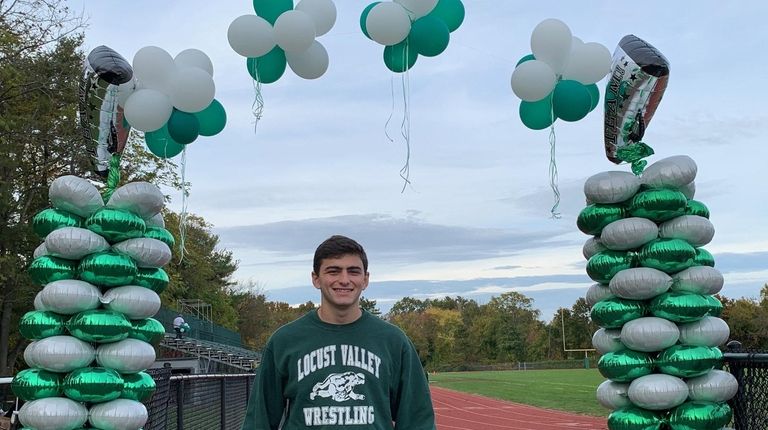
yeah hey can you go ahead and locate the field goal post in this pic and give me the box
[561,311,595,368]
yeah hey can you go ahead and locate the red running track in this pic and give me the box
[431,387,608,430]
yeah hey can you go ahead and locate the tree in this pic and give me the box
[360,296,381,316]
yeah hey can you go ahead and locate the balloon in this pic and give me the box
[600,218,659,251]
[67,309,132,343]
[123,88,173,132]
[592,328,624,354]
[145,124,186,158]
[394,0,438,19]
[603,35,669,166]
[287,40,329,79]
[583,171,640,205]
[609,268,671,301]
[132,267,170,294]
[428,0,464,32]
[195,99,227,136]
[659,215,715,247]
[145,226,176,248]
[89,398,149,430]
[686,200,710,218]
[639,238,696,274]
[620,317,679,352]
[296,0,337,36]
[650,291,711,323]
[383,39,418,73]
[679,317,730,347]
[586,251,634,284]
[85,208,145,244]
[63,367,124,403]
[145,212,165,228]
[607,406,664,430]
[516,53,535,67]
[132,46,175,92]
[121,371,157,401]
[672,266,723,295]
[228,14,276,58]
[11,369,63,400]
[679,180,695,199]
[510,60,556,102]
[169,66,215,113]
[97,338,157,373]
[582,237,607,260]
[39,280,102,315]
[530,18,572,74]
[78,251,138,287]
[274,10,316,54]
[694,248,715,267]
[657,345,723,378]
[28,256,77,285]
[112,237,171,268]
[586,83,600,111]
[27,336,96,373]
[668,401,732,430]
[585,283,614,308]
[33,290,46,310]
[366,2,411,46]
[519,97,554,130]
[44,227,109,260]
[409,16,450,57]
[628,374,688,410]
[19,311,67,340]
[253,0,293,24]
[174,48,214,76]
[129,318,166,344]
[590,297,646,329]
[49,175,104,218]
[360,2,381,39]
[642,155,697,189]
[629,189,687,223]
[553,80,592,121]
[32,208,82,238]
[596,380,631,410]
[686,370,738,403]
[101,285,162,320]
[18,397,89,430]
[705,294,723,317]
[598,350,654,382]
[247,47,287,84]
[577,204,625,236]
[167,109,200,144]
[106,181,165,219]
[562,42,612,84]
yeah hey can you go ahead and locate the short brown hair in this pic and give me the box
[313,235,368,274]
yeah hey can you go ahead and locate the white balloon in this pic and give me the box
[641,155,698,189]
[101,285,162,320]
[296,0,337,36]
[132,46,176,93]
[687,369,738,402]
[40,280,102,315]
[33,242,49,259]
[510,60,557,102]
[680,181,696,199]
[117,78,138,108]
[394,0,438,19]
[585,283,614,308]
[49,175,104,218]
[659,215,715,247]
[45,227,109,260]
[287,40,329,79]
[145,212,165,228]
[107,181,164,219]
[97,338,156,373]
[112,237,171,268]
[274,10,316,54]
[583,237,607,260]
[596,380,631,410]
[530,18,572,73]
[366,2,411,46]
[18,397,89,430]
[175,48,214,76]
[621,317,680,352]
[228,14,276,58]
[600,218,659,251]
[583,171,641,204]
[562,41,612,84]
[672,266,724,295]
[592,328,624,354]
[89,399,149,430]
[123,89,173,132]
[678,316,730,347]
[170,66,216,113]
[30,335,96,372]
[610,268,672,300]
[628,374,688,410]
[33,291,46,310]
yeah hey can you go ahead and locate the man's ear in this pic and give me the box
[311,272,320,289]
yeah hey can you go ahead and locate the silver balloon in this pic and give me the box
[39,280,102,315]
[18,397,89,430]
[24,341,39,367]
[680,181,696,199]
[586,283,615,307]
[600,217,659,251]
[28,335,96,372]
[33,291,47,311]
[112,237,171,268]
[628,373,689,410]
[687,369,738,402]
[45,226,110,260]
[583,237,607,260]
[96,338,156,373]
[659,215,715,247]
[672,266,724,295]
[678,316,730,347]
[49,175,104,218]
[145,212,165,228]
[592,328,625,354]
[101,285,161,319]
[641,155,697,189]
[89,398,149,430]
[33,242,49,259]
[583,171,641,204]
[596,379,631,410]
[106,182,164,220]
[621,317,680,352]
[609,267,672,300]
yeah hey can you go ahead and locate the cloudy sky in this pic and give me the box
[72,1,768,320]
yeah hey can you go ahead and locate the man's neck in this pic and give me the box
[317,306,362,325]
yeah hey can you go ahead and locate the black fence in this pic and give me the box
[723,345,768,430]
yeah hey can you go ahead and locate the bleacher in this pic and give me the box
[160,335,261,372]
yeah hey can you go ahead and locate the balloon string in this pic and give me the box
[548,96,561,219]
[252,75,264,133]
[399,44,412,193]
[384,74,395,143]
[178,147,189,263]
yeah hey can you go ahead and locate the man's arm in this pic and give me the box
[392,339,436,430]
[241,346,286,430]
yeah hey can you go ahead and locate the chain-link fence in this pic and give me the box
[723,345,768,430]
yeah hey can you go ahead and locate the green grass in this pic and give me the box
[429,369,607,417]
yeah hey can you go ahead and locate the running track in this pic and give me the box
[431,387,608,430]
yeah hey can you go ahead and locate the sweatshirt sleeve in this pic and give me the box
[392,338,436,430]
[241,345,286,430]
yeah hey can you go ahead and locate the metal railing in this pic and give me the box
[723,343,768,430]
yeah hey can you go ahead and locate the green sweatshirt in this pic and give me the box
[241,310,435,430]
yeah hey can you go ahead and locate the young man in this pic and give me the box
[242,235,435,429]
[173,314,185,339]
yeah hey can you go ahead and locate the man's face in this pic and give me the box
[312,254,369,311]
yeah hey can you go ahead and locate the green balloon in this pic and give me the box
[133,267,170,294]
[598,350,654,382]
[121,371,157,401]
[608,406,665,430]
[63,367,124,403]
[515,53,536,67]
[650,291,711,323]
[705,294,723,317]
[67,309,132,343]
[639,238,696,274]
[586,250,635,284]
[693,247,715,267]
[28,255,77,285]
[12,368,63,400]
[409,16,450,57]
[78,251,138,287]
[145,226,176,248]
[145,124,185,159]
[591,297,647,329]
[167,109,200,145]
[669,401,732,430]
[657,345,723,378]
[383,40,418,73]
[586,84,600,112]
[629,189,688,222]
[360,2,381,39]
[32,208,82,238]
[19,310,67,340]
[129,318,166,344]
[552,80,592,122]
[252,0,292,24]
[85,207,146,243]
[519,97,554,130]
[685,200,710,218]
[577,203,625,235]
[428,0,465,32]
[247,47,287,84]
[195,99,227,136]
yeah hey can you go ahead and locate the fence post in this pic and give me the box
[220,378,227,429]
[176,379,185,430]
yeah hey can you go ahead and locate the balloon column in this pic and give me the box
[579,155,736,430]
[360,0,465,73]
[14,175,173,430]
